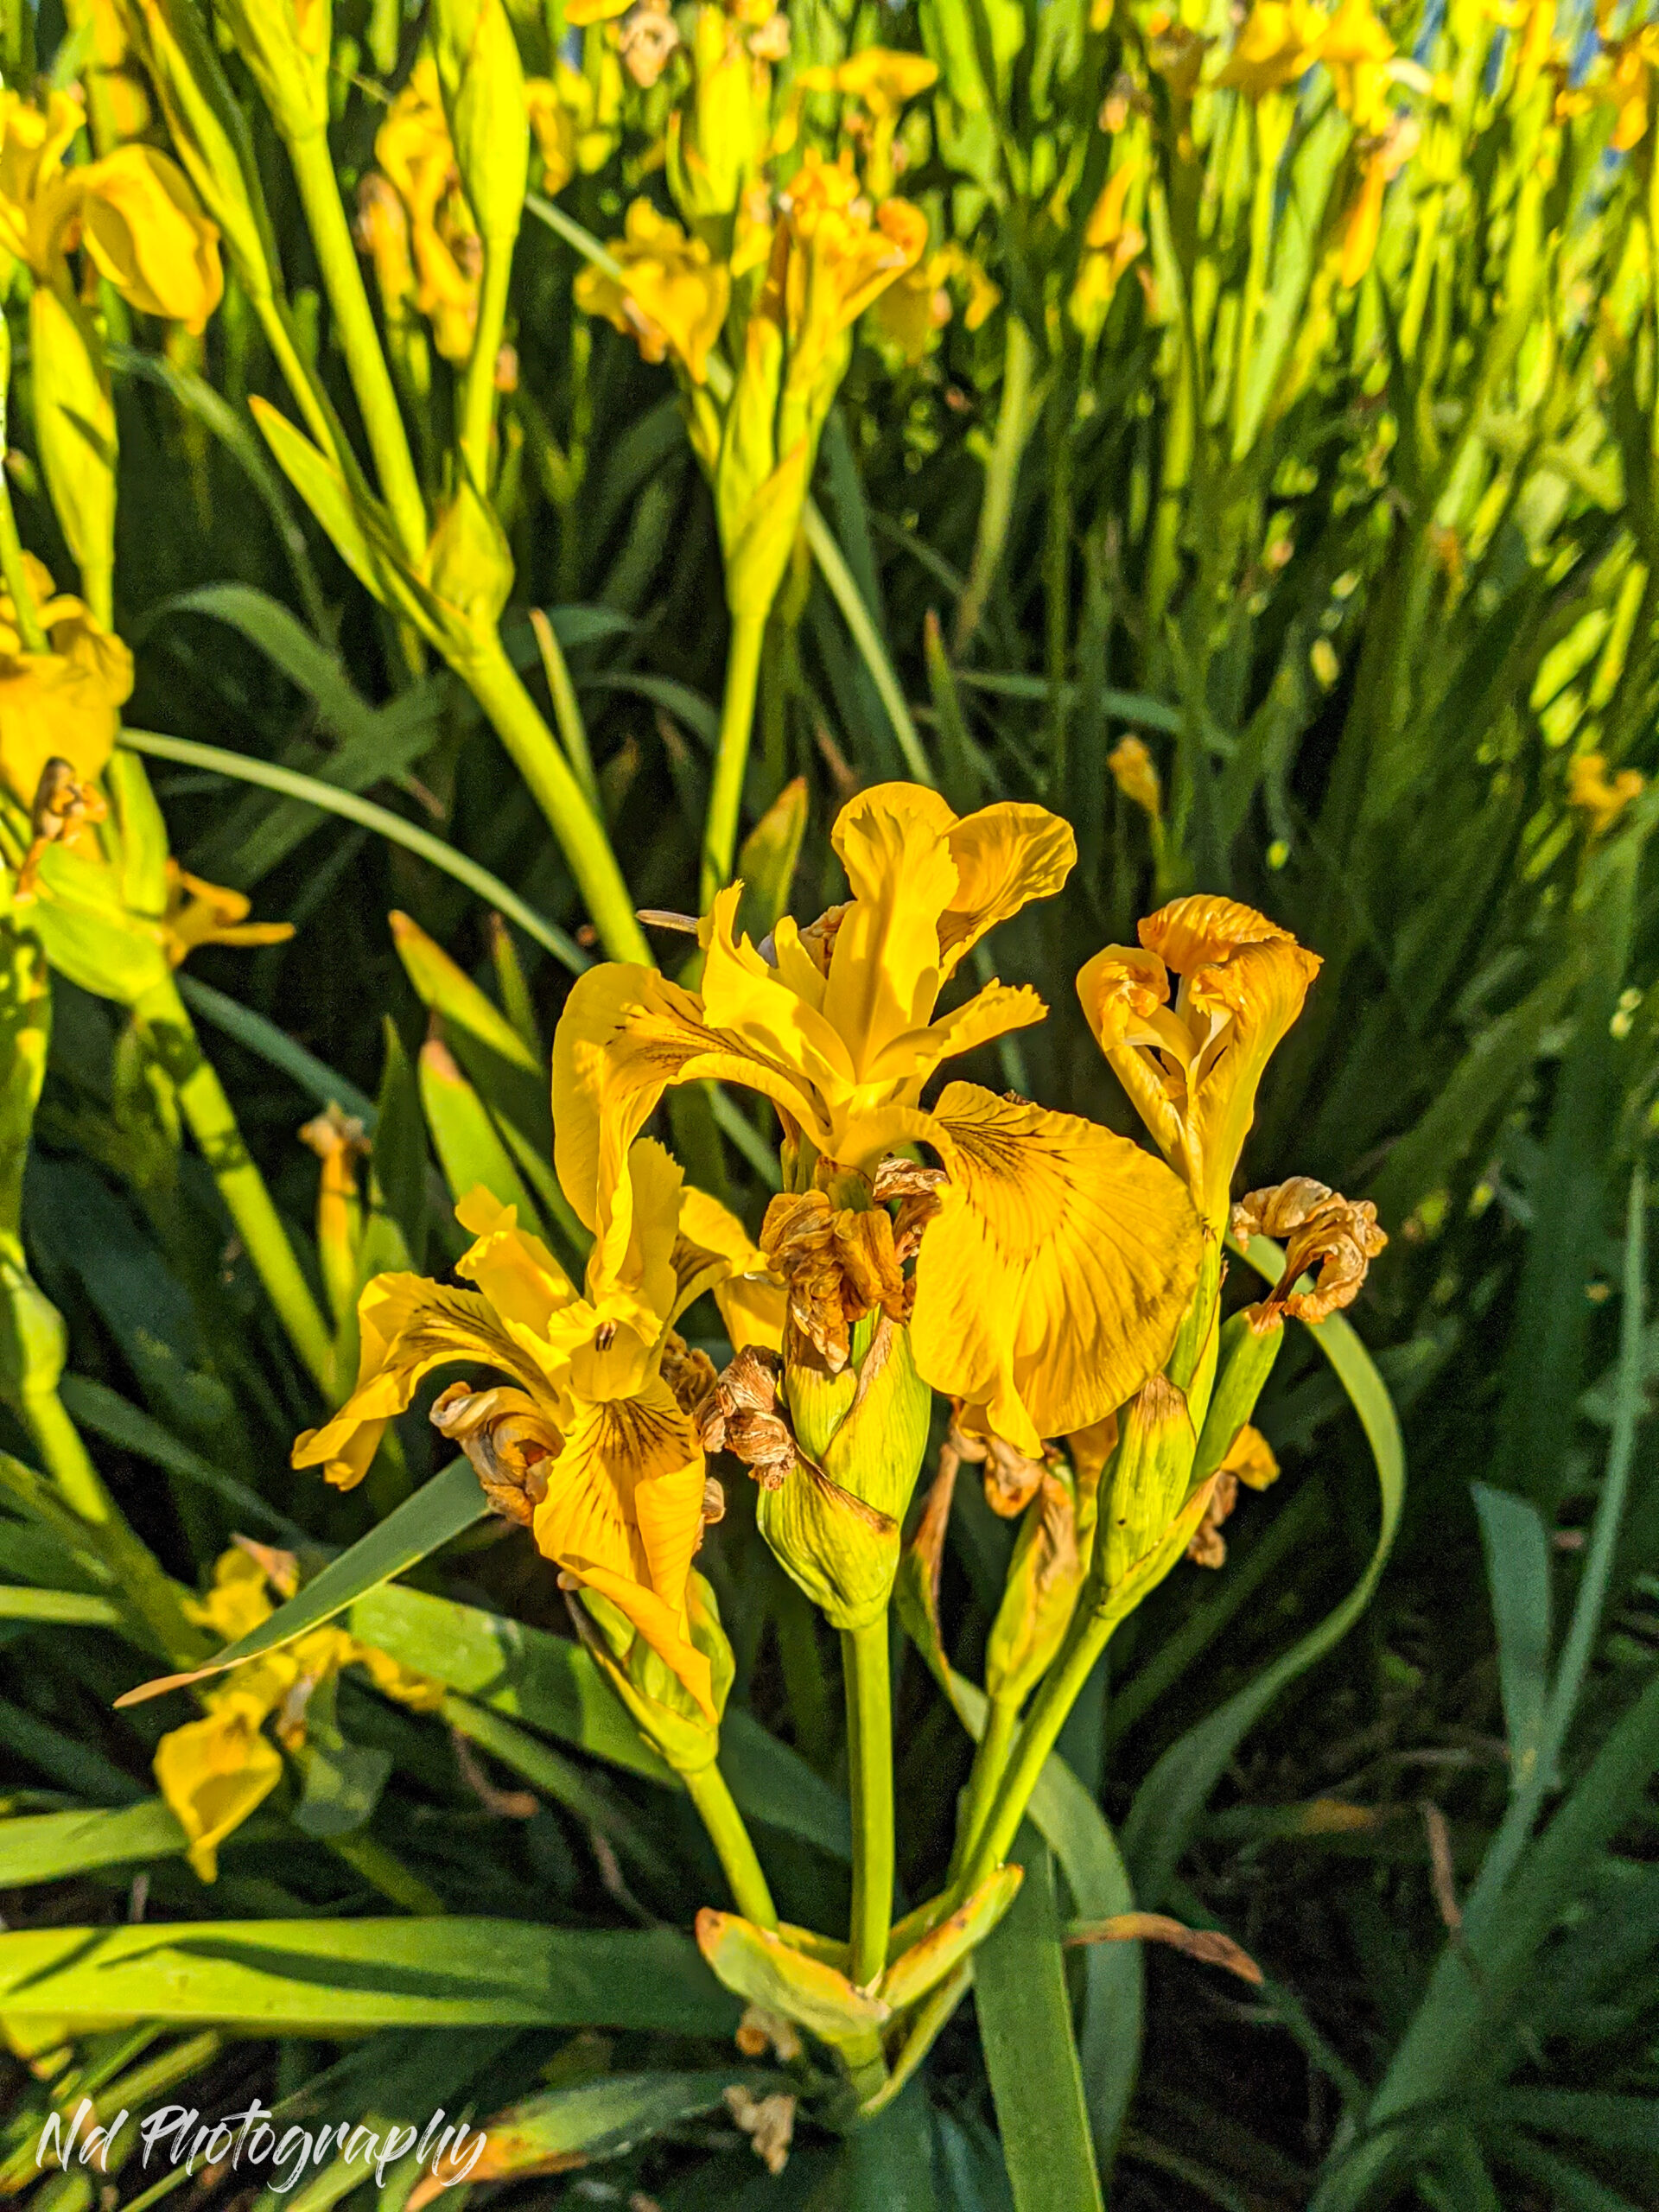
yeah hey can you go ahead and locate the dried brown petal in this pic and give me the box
[725,2087,796,2176]
[1233,1178,1388,1325]
[430,1380,559,1525]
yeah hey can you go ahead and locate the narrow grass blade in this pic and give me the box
[115,1459,487,1707]
[0,1920,739,2037]
[1471,1482,1554,1793]
[0,1799,188,1885]
[120,733,588,974]
[1122,1234,1405,1904]
[974,1827,1106,2212]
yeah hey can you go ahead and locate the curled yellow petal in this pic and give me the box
[77,145,224,333]
[153,1696,283,1882]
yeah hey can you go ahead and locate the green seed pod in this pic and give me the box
[1090,1371,1208,1619]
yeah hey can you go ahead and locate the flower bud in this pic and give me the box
[984,1467,1084,1710]
[428,0,529,252]
[761,1309,932,1631]
[575,1571,734,1773]
[79,146,224,332]
[1090,1370,1206,1617]
[423,474,514,638]
[216,0,332,143]
[1192,1306,1284,1487]
[667,3,772,242]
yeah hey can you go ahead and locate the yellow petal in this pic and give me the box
[153,1698,283,1884]
[938,801,1077,976]
[552,960,827,1234]
[78,146,223,333]
[291,1273,547,1487]
[677,1185,786,1351]
[454,1185,580,1337]
[909,1084,1204,1457]
[823,784,958,1071]
[1185,934,1322,1226]
[533,1381,714,1717]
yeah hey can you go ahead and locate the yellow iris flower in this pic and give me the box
[1077,895,1322,1234]
[1320,0,1396,131]
[1213,0,1327,95]
[293,1139,750,1719]
[373,57,484,365]
[154,1548,440,1880]
[0,86,222,330]
[555,784,1204,1455]
[0,554,133,810]
[574,198,732,385]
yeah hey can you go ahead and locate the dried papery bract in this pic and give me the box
[1233,1177,1389,1325]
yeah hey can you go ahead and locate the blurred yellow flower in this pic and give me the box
[0,88,221,327]
[374,56,482,364]
[789,47,940,195]
[1077,895,1322,1231]
[1107,734,1162,822]
[1320,0,1395,130]
[293,1141,749,1719]
[1568,751,1645,835]
[1213,0,1326,96]
[77,145,224,333]
[776,149,929,388]
[160,862,296,968]
[555,784,1203,1454]
[524,73,579,197]
[1336,117,1418,288]
[156,1547,442,1879]
[575,197,731,384]
[1071,159,1147,336]
[0,555,133,810]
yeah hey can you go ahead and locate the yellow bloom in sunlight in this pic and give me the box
[154,1694,283,1882]
[0,555,133,810]
[1071,159,1147,337]
[374,56,483,365]
[293,1140,752,1718]
[524,75,579,199]
[801,48,940,118]
[1077,895,1323,1234]
[555,784,1204,1455]
[77,147,224,334]
[0,88,81,277]
[1568,751,1645,836]
[774,149,930,390]
[574,198,731,385]
[1320,0,1395,130]
[1336,117,1417,289]
[1213,0,1327,96]
[160,862,295,968]
[156,1547,442,1878]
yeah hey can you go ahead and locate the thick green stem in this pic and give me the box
[961,1605,1122,1897]
[460,239,513,495]
[133,973,334,1394]
[701,609,767,912]
[950,1692,1020,1886]
[251,293,347,467]
[843,1618,895,1987]
[285,127,427,562]
[683,1758,779,1929]
[460,638,651,964]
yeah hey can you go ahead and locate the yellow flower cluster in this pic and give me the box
[154,1548,442,1881]
[0,555,131,812]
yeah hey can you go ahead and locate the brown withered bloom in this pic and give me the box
[760,1157,944,1374]
[1232,1177,1388,1327]
[429,1380,559,1525]
[696,1344,796,1491]
[16,755,106,896]
[618,0,681,89]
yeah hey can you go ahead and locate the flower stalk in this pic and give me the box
[683,1758,779,1931]
[842,1616,895,1986]
[702,607,767,910]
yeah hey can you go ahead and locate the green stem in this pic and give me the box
[950,1692,1020,1886]
[251,293,347,467]
[0,327,46,653]
[1231,99,1287,458]
[700,607,766,912]
[961,1605,1122,1897]
[683,1758,779,1929]
[955,315,1039,653]
[800,504,934,785]
[843,1618,895,1987]
[460,238,513,495]
[133,972,334,1395]
[528,607,600,810]
[459,639,652,964]
[285,127,426,562]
